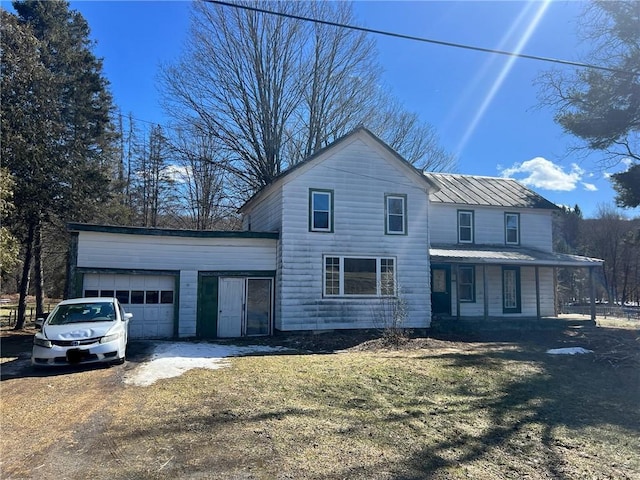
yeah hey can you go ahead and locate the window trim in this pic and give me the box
[457,210,474,244]
[505,212,520,245]
[309,189,334,233]
[323,255,396,297]
[385,194,407,235]
[458,265,475,303]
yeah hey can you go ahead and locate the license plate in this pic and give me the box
[66,348,90,364]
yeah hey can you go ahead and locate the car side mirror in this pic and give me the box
[123,313,133,321]
[35,318,44,329]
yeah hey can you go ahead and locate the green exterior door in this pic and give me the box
[431,265,451,315]
[197,275,218,338]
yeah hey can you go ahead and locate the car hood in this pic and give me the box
[43,322,118,340]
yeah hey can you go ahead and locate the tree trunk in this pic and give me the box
[33,221,45,317]
[15,222,35,330]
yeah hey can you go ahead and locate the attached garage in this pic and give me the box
[67,223,279,339]
[82,273,177,338]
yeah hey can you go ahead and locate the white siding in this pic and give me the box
[277,136,432,331]
[178,270,198,337]
[451,266,555,317]
[77,232,277,271]
[429,204,554,251]
[243,188,282,232]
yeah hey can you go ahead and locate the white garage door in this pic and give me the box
[83,273,175,339]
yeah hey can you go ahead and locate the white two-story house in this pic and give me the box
[67,128,602,338]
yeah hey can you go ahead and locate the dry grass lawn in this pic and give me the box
[1,323,638,479]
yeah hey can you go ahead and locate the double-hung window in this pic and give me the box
[458,210,474,243]
[505,213,520,245]
[309,189,333,232]
[324,256,396,296]
[385,194,407,235]
[458,265,475,302]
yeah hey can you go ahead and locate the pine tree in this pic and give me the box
[2,1,116,327]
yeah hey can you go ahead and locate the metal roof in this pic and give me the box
[430,244,603,267]
[424,173,559,209]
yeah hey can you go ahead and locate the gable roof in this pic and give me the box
[424,173,559,210]
[239,127,440,213]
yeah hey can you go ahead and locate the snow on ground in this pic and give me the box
[124,342,288,387]
[546,347,593,355]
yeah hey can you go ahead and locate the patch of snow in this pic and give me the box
[124,342,287,387]
[546,347,593,355]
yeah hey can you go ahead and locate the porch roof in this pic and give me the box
[429,244,603,268]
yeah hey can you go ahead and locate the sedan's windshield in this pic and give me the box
[47,302,116,325]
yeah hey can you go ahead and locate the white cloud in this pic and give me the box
[163,164,191,183]
[499,157,585,191]
[582,182,598,192]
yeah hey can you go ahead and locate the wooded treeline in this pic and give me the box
[554,205,640,306]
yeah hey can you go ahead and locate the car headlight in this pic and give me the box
[34,334,52,348]
[100,332,122,343]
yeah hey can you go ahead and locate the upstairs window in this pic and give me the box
[309,189,333,232]
[385,194,407,235]
[505,213,520,245]
[458,210,474,243]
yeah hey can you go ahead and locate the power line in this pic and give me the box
[205,0,634,77]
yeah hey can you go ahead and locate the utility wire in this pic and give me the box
[206,0,634,76]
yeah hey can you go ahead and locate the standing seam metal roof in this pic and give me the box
[425,173,559,209]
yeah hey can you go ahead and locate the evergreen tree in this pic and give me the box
[1,1,116,327]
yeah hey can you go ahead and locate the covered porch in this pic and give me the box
[429,245,604,331]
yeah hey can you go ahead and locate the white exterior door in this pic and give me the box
[218,277,245,338]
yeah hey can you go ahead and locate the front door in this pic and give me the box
[502,267,521,313]
[431,265,451,315]
[218,277,245,337]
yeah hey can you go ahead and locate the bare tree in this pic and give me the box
[170,128,233,230]
[289,1,379,162]
[581,204,640,303]
[366,94,455,171]
[161,0,455,197]
[162,1,306,191]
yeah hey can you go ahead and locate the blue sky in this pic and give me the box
[9,0,638,218]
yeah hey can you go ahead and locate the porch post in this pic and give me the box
[483,265,489,320]
[455,264,460,321]
[535,266,541,320]
[553,267,558,316]
[589,267,596,322]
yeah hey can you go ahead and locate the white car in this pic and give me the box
[32,297,132,367]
